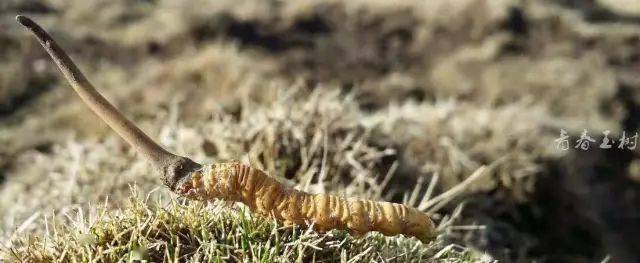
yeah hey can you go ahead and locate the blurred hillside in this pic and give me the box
[1,0,639,262]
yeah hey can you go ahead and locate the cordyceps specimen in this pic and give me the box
[16,15,436,242]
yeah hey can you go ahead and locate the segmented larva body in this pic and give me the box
[175,162,436,241]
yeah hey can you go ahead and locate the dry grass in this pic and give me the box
[3,189,488,262]
[1,0,639,261]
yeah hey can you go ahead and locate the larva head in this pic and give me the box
[175,163,240,201]
[161,156,203,191]
[16,15,202,192]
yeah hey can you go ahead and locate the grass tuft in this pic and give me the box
[3,190,483,262]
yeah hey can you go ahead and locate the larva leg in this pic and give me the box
[282,191,305,226]
[282,220,297,227]
[312,195,335,232]
[345,200,373,234]
[376,202,403,235]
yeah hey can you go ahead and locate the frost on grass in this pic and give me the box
[4,192,484,262]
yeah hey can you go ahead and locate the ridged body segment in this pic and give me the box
[175,162,436,241]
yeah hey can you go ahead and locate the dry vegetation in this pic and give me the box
[1,0,640,262]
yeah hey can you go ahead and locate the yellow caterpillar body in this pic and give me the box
[175,162,436,241]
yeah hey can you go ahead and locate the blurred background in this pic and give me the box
[1,0,639,262]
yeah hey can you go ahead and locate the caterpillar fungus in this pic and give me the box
[17,15,436,242]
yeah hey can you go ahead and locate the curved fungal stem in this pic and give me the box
[16,15,201,189]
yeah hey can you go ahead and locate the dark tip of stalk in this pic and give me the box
[16,15,32,27]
